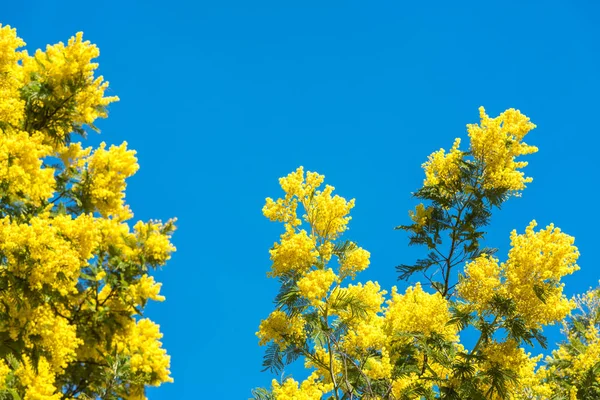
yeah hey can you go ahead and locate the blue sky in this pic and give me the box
[4,1,600,398]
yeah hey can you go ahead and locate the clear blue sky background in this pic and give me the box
[3,1,600,398]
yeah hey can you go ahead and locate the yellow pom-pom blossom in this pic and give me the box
[271,371,333,400]
[86,142,139,219]
[113,319,173,385]
[481,340,544,399]
[422,138,463,195]
[408,203,432,228]
[504,220,579,328]
[0,25,25,125]
[339,245,370,279]
[384,283,457,341]
[269,229,319,277]
[16,356,61,400]
[0,214,97,295]
[333,282,388,354]
[129,274,167,305]
[457,254,503,313]
[257,310,307,346]
[297,268,338,306]
[21,32,118,143]
[0,129,55,205]
[364,347,393,380]
[25,304,83,371]
[467,107,538,192]
[391,373,420,399]
[133,220,177,265]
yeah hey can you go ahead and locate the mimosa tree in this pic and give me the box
[253,107,600,399]
[0,25,174,399]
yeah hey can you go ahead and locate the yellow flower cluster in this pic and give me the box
[129,274,166,305]
[263,167,355,240]
[364,347,393,380]
[0,214,97,295]
[271,372,333,400]
[297,268,338,306]
[269,229,318,277]
[457,221,579,330]
[468,107,538,192]
[422,138,462,194]
[384,283,457,341]
[457,254,502,313]
[133,220,177,265]
[114,319,173,385]
[257,310,307,346]
[0,129,55,205]
[86,142,139,219]
[391,373,420,399]
[0,25,25,125]
[408,203,432,228]
[339,245,370,279]
[16,356,61,400]
[505,221,579,328]
[338,282,387,353]
[26,304,83,371]
[21,32,118,141]
[482,340,544,399]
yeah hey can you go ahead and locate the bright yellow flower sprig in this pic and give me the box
[20,31,118,144]
[458,221,580,329]
[539,285,600,397]
[0,25,175,399]
[468,107,538,193]
[422,106,538,197]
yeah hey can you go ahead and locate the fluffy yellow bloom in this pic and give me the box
[271,371,333,400]
[297,268,337,306]
[0,215,94,295]
[129,274,166,304]
[457,254,503,312]
[385,283,457,341]
[342,316,386,353]
[86,142,139,219]
[422,138,463,195]
[264,167,355,240]
[21,32,118,142]
[257,310,307,346]
[269,229,318,277]
[333,281,387,323]
[0,128,55,205]
[468,107,538,192]
[0,359,10,388]
[364,347,393,380]
[391,373,420,399]
[113,319,172,385]
[0,25,25,125]
[305,183,355,240]
[408,203,432,228]
[133,220,177,266]
[482,340,544,399]
[504,221,579,328]
[339,245,370,279]
[17,356,60,400]
[58,141,92,169]
[25,304,82,371]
